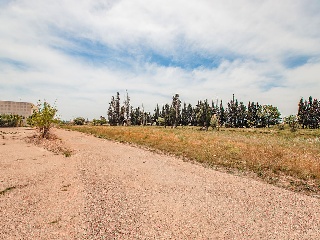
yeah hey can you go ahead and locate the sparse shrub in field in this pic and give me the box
[27,100,58,138]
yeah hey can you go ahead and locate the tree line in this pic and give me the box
[106,91,320,129]
[107,92,286,129]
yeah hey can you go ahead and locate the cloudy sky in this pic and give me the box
[1,0,319,120]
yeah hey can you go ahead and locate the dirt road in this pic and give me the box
[1,127,319,239]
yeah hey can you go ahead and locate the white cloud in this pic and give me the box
[0,0,320,119]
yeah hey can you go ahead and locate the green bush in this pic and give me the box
[0,114,23,127]
[92,116,107,126]
[73,117,85,125]
[27,101,58,138]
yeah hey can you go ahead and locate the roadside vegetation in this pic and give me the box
[25,100,72,157]
[65,124,320,195]
[27,100,58,138]
[63,93,320,194]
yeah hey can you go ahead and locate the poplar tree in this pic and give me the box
[153,104,160,125]
[171,94,181,127]
[123,90,131,125]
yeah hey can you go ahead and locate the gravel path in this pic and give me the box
[1,127,319,239]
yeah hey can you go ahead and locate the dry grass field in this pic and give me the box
[65,125,320,195]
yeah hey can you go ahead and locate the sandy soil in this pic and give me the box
[0,127,319,239]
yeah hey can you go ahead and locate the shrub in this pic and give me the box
[0,114,23,127]
[92,116,107,126]
[73,117,85,125]
[27,101,58,138]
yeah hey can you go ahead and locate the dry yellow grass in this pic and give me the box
[64,125,320,194]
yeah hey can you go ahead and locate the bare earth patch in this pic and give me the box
[0,127,319,239]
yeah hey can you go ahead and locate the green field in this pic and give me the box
[64,125,320,195]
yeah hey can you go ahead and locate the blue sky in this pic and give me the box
[1,0,320,120]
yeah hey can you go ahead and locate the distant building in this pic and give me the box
[0,101,36,121]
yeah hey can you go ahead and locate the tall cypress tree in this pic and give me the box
[186,103,194,126]
[219,100,226,126]
[181,102,188,126]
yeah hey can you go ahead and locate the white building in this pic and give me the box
[0,101,36,119]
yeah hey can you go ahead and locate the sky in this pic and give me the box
[1,0,320,120]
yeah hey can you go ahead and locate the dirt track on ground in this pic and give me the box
[1,127,320,239]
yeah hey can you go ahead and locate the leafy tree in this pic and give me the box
[73,117,85,125]
[99,116,107,125]
[93,116,107,126]
[27,101,58,138]
[261,105,281,127]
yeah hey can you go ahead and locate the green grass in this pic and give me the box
[64,125,320,194]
